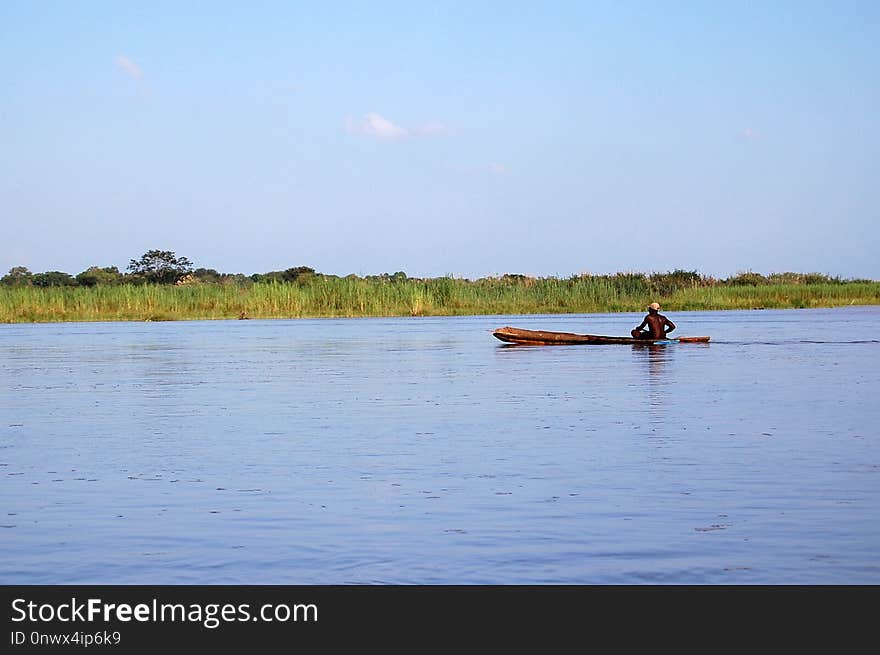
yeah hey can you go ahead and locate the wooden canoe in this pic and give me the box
[493,326,710,345]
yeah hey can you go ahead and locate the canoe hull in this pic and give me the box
[493,326,710,345]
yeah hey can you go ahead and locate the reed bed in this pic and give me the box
[1,278,878,323]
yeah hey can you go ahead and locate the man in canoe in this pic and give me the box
[631,302,676,340]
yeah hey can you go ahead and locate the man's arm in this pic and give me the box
[635,317,648,331]
[664,317,676,333]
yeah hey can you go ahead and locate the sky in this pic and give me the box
[1,1,878,280]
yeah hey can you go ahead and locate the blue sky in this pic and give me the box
[2,1,878,279]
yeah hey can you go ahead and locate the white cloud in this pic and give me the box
[488,162,506,174]
[345,113,452,140]
[741,127,756,139]
[346,112,408,139]
[116,55,143,80]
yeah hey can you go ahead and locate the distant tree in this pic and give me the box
[259,271,284,283]
[501,273,527,283]
[127,250,194,285]
[0,267,33,287]
[283,266,316,283]
[227,273,251,286]
[193,268,221,283]
[75,266,122,287]
[724,271,768,287]
[32,271,77,287]
[256,266,317,284]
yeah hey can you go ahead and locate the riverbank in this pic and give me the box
[2,277,878,323]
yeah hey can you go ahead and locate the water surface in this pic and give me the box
[1,307,878,583]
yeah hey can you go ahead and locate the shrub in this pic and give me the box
[725,271,768,286]
[32,271,77,287]
[75,266,122,287]
[1,267,33,287]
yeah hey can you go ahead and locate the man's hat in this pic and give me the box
[648,302,661,311]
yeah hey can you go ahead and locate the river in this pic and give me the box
[1,307,878,583]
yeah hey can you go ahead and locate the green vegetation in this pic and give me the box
[1,258,878,323]
[126,250,194,285]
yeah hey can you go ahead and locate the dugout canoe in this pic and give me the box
[492,326,710,345]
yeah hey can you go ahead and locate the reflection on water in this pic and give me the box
[633,342,669,378]
[632,344,671,424]
[1,308,879,584]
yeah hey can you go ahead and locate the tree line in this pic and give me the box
[0,249,870,290]
[0,250,410,288]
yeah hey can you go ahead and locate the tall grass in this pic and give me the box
[1,277,878,323]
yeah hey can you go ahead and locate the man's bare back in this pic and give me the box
[632,303,675,340]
